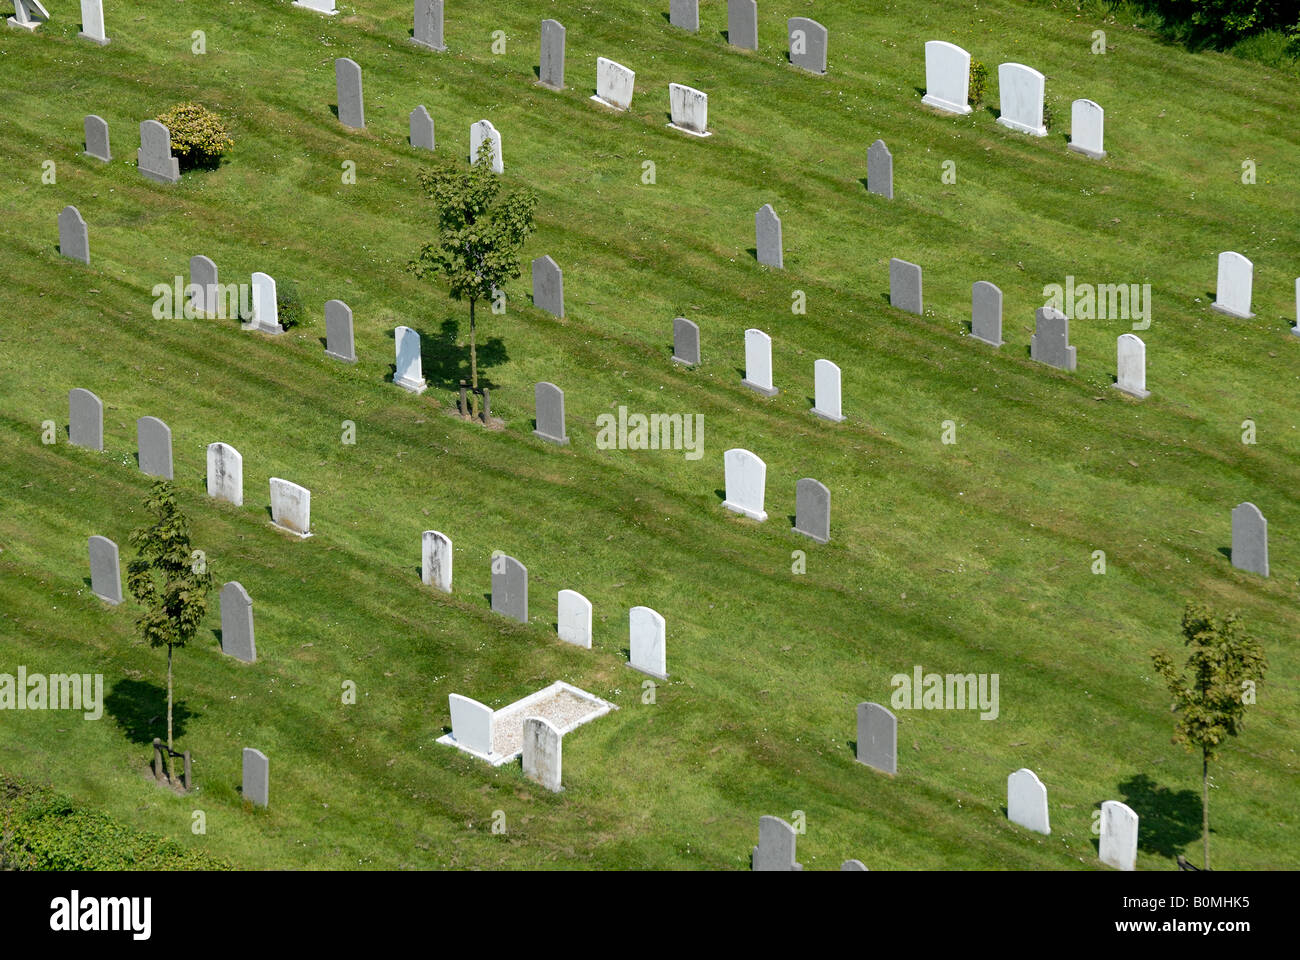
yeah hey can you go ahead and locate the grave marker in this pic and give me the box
[58,206,89,265]
[1007,768,1050,835]
[890,258,923,315]
[1030,306,1076,371]
[867,139,893,200]
[189,255,218,317]
[811,359,844,423]
[411,0,445,51]
[532,255,564,317]
[324,299,356,363]
[1099,800,1138,871]
[841,860,869,871]
[557,589,592,648]
[87,535,121,604]
[244,272,283,334]
[921,41,972,115]
[68,388,103,451]
[393,326,428,394]
[1114,333,1150,399]
[673,317,700,366]
[668,83,710,137]
[421,530,453,592]
[855,702,897,774]
[755,204,783,269]
[794,478,830,544]
[533,381,570,445]
[1211,252,1254,319]
[84,114,111,161]
[78,0,108,44]
[752,816,803,871]
[242,748,269,808]
[669,0,698,32]
[469,119,503,173]
[491,554,528,623]
[7,0,49,32]
[206,442,243,506]
[538,19,565,90]
[220,581,256,663]
[629,606,667,679]
[997,63,1048,136]
[788,17,828,74]
[137,120,180,184]
[1231,502,1268,577]
[409,105,435,151]
[522,717,563,792]
[269,478,312,538]
[137,416,173,480]
[293,0,336,13]
[742,328,777,396]
[335,58,364,129]
[1068,99,1106,159]
[592,58,636,111]
[722,448,767,521]
[970,281,1004,346]
[727,0,757,51]
[448,694,493,757]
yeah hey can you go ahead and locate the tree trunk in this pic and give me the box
[166,643,175,784]
[469,298,479,419]
[1202,750,1210,870]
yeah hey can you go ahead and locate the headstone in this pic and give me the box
[787,17,828,74]
[78,0,108,44]
[629,605,667,679]
[137,120,180,184]
[890,257,923,315]
[84,114,111,161]
[324,299,356,363]
[269,478,312,538]
[669,0,698,32]
[189,255,218,317]
[335,58,364,130]
[755,204,783,269]
[727,0,757,50]
[522,717,562,792]
[752,816,803,871]
[533,382,570,446]
[668,83,710,137]
[1211,252,1254,319]
[1114,333,1150,399]
[840,859,869,871]
[448,694,493,757]
[242,748,269,808]
[855,702,897,774]
[1007,768,1050,835]
[1231,502,1268,577]
[867,139,893,200]
[1293,278,1300,337]
[921,40,972,115]
[793,478,830,544]
[741,328,777,396]
[557,589,592,648]
[1030,306,1076,371]
[722,448,767,521]
[68,388,103,451]
[7,0,49,32]
[592,58,635,111]
[409,105,435,151]
[532,255,564,318]
[672,317,700,365]
[245,272,283,334]
[538,19,565,90]
[393,325,428,394]
[206,442,243,506]
[136,416,173,480]
[410,0,445,51]
[421,530,453,592]
[1068,99,1106,159]
[219,581,256,663]
[87,535,121,604]
[996,63,1048,137]
[491,553,528,624]
[970,281,1004,347]
[811,359,844,423]
[293,0,337,14]
[58,206,89,265]
[1098,800,1138,871]
[469,119,503,173]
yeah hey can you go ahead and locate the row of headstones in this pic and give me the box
[1210,251,1300,331]
[667,1,828,74]
[78,116,184,183]
[9,0,107,44]
[720,449,832,543]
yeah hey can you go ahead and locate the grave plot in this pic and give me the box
[436,681,617,767]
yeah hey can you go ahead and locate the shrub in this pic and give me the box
[969,59,989,106]
[1042,98,1057,131]
[276,279,307,330]
[155,102,233,171]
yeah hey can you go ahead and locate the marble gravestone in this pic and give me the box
[7,0,50,32]
[137,120,180,184]
[1231,502,1268,577]
[811,358,844,423]
[491,553,528,624]
[189,255,218,317]
[522,717,563,793]
[245,272,283,334]
[393,326,428,394]
[242,748,269,808]
[68,388,103,451]
[672,317,700,365]
[889,257,923,315]
[335,58,365,130]
[206,442,243,506]
[1114,333,1150,399]
[1069,99,1106,159]
[557,589,592,648]
[668,83,710,137]
[867,139,893,200]
[741,328,777,396]
[855,702,897,774]
[532,255,564,317]
[219,581,256,663]
[87,535,122,604]
[793,478,830,544]
[84,115,111,161]
[448,694,493,758]
[78,0,109,44]
[1030,306,1076,371]
[1211,252,1254,319]
[469,119,503,173]
[788,17,827,74]
[58,206,89,265]
[1294,277,1300,337]
[411,0,445,51]
[592,58,635,111]
[421,530,453,592]
[538,19,565,90]
[755,204,783,268]
[722,448,767,522]
[841,860,869,871]
[409,106,435,151]
[922,40,972,115]
[1099,800,1138,871]
[269,478,312,538]
[727,0,757,51]
[294,0,337,13]
[752,816,803,871]
[324,299,356,363]
[628,605,667,679]
[669,0,698,32]
[533,381,570,445]
[970,281,1004,347]
[1007,768,1050,835]
[136,416,173,480]
[997,63,1048,137]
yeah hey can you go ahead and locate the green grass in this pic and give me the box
[0,0,1297,870]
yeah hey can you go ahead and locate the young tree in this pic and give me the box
[409,139,538,419]
[126,480,212,781]
[1150,602,1267,870]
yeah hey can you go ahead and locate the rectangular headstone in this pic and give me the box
[1030,306,1076,371]
[742,328,777,396]
[469,119,503,173]
[592,58,635,111]
[84,115,111,161]
[421,530,453,592]
[722,448,767,521]
[1007,768,1050,834]
[137,120,180,184]
[294,0,337,12]
[997,63,1048,136]
[78,0,109,44]
[793,478,830,543]
[1231,502,1268,577]
[538,19,565,90]
[220,581,256,663]
[1211,251,1254,318]
[755,204,782,268]
[448,694,494,757]
[669,0,698,32]
[68,388,103,451]
[335,58,365,129]
[867,139,893,200]
[206,442,243,506]
[324,299,356,362]
[532,255,563,317]
[87,535,121,604]
[557,589,592,648]
[533,381,570,445]
[753,816,803,871]
[811,359,844,422]
[889,257,922,315]
[1099,800,1138,871]
[727,0,757,50]
[59,206,89,265]
[137,416,173,480]
[672,317,700,365]
[629,606,667,679]
[411,0,445,50]
[788,17,828,74]
[269,477,312,538]
[668,83,710,136]
[970,281,1004,346]
[1114,333,1149,399]
[522,716,563,792]
[1068,99,1106,159]
[491,553,528,623]
[855,702,897,774]
[921,41,972,115]
[244,272,283,334]
[242,748,269,808]
[189,255,218,317]
[409,105,435,151]
[393,325,427,394]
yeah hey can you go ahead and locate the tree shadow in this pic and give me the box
[1117,772,1203,859]
[412,317,509,392]
[104,677,197,746]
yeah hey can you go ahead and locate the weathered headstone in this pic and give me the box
[889,257,923,315]
[269,478,312,538]
[219,581,256,663]
[87,535,121,604]
[293,0,337,14]
[1007,768,1050,835]
[491,554,528,624]
[410,0,445,51]
[788,17,827,74]
[469,119,503,173]
[78,0,108,44]
[1294,278,1300,337]
[811,358,844,422]
[421,530,453,592]
[970,281,1004,347]
[855,702,897,774]
[629,605,667,679]
[1231,502,1268,577]
[1211,251,1254,319]
[722,448,767,521]
[409,105,435,151]
[58,206,89,265]
[867,139,893,200]
[522,717,563,792]
[672,317,700,366]
[84,114,111,161]
[137,120,180,184]
[324,299,356,363]
[669,0,698,32]
[1030,306,1076,371]
[752,816,803,871]
[921,40,972,115]
[1068,99,1106,159]
[668,83,710,136]
[592,58,635,111]
[136,416,173,480]
[189,255,218,317]
[448,694,493,757]
[742,328,777,396]
[1114,333,1149,399]
[538,19,565,90]
[532,255,564,317]
[841,859,869,871]
[393,325,428,394]
[997,63,1048,137]
[335,58,364,130]
[206,442,243,506]
[7,0,49,32]
[755,204,783,269]
[557,589,592,648]
[727,0,757,51]
[242,748,269,808]
[68,388,103,451]
[1098,800,1138,871]
[533,382,570,446]
[244,272,282,334]
[793,478,830,544]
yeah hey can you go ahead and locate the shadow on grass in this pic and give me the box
[104,677,196,746]
[1118,772,1203,859]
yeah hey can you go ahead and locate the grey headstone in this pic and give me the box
[522,716,563,792]
[137,120,180,184]
[669,0,698,32]
[889,257,922,315]
[793,478,830,544]
[855,701,897,774]
[532,255,564,318]
[68,388,103,451]
[1231,502,1268,577]
[242,748,268,808]
[1030,306,1076,371]
[756,204,783,269]
[533,381,569,445]
[189,255,218,317]
[841,859,869,871]
[324,299,356,362]
[84,114,111,162]
[136,416,173,480]
[538,19,565,90]
[58,206,89,265]
[491,553,528,624]
[335,58,365,129]
[672,317,700,365]
[752,816,803,871]
[867,139,893,200]
[970,281,1004,346]
[87,535,121,604]
[409,105,435,151]
[727,0,757,50]
[411,0,446,52]
[788,17,828,74]
[220,581,256,663]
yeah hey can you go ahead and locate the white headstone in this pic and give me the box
[722,448,767,522]
[244,272,283,334]
[206,442,243,506]
[1006,768,1050,835]
[668,83,710,137]
[393,325,428,394]
[269,478,311,538]
[421,530,453,592]
[741,328,777,396]
[1114,334,1150,399]
[1068,99,1106,159]
[557,589,592,648]
[78,0,109,44]
[629,605,667,679]
[469,119,503,173]
[1099,800,1138,871]
[1211,252,1254,319]
[921,40,971,115]
[448,694,493,758]
[811,358,844,422]
[592,57,636,111]
[996,63,1047,137]
[293,0,336,14]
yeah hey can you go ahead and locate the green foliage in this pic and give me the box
[1101,0,1300,51]
[155,102,233,171]
[968,59,989,105]
[275,279,307,330]
[126,481,212,652]
[1041,98,1056,131]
